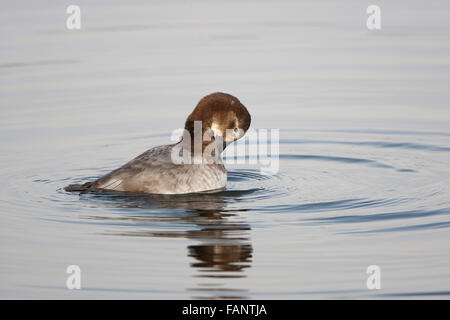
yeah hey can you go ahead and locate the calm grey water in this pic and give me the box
[1,0,450,299]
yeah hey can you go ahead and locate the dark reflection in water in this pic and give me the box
[79,188,255,299]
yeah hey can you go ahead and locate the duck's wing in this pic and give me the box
[90,145,175,192]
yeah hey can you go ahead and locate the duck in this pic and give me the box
[65,92,251,194]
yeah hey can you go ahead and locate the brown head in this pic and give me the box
[183,92,251,155]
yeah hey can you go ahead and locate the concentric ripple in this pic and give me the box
[1,127,450,299]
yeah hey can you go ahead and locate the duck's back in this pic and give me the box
[90,144,227,194]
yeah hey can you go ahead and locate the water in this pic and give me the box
[1,0,450,299]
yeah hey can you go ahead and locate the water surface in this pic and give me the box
[1,0,450,299]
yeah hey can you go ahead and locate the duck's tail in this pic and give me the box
[64,182,93,192]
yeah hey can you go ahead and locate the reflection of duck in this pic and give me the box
[189,243,252,274]
[82,188,254,298]
[66,92,251,194]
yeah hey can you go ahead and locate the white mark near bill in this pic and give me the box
[169,125,280,175]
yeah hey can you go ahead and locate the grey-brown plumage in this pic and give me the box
[65,92,251,195]
[89,144,226,194]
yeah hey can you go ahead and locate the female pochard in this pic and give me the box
[65,92,251,194]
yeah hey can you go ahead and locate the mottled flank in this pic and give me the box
[65,92,251,194]
[88,144,227,194]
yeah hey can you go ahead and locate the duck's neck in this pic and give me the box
[183,136,223,158]
[181,120,226,159]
